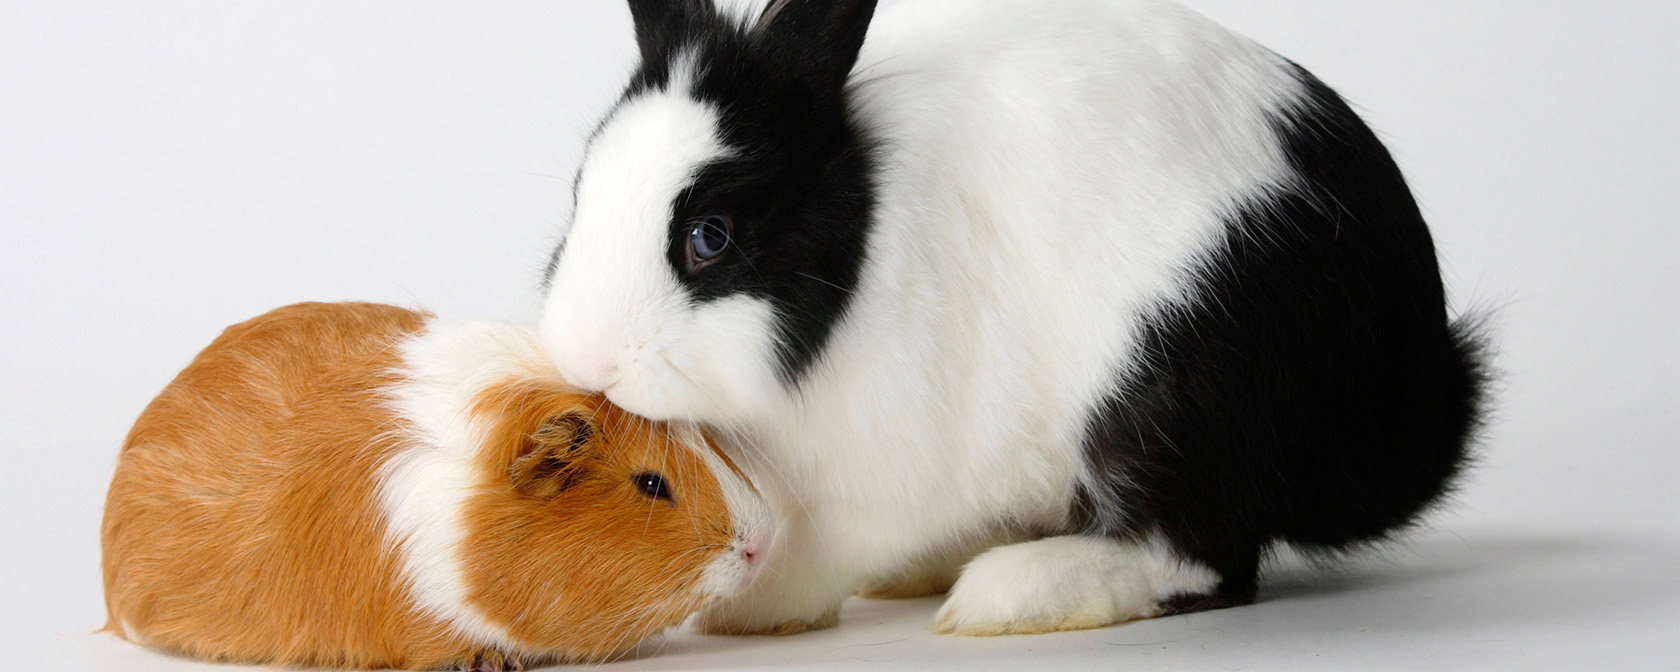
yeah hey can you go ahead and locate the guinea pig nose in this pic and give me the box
[740,545,760,565]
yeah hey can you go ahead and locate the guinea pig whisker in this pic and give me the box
[666,430,706,545]
[708,418,848,604]
[597,577,701,664]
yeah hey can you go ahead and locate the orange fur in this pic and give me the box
[101,302,743,669]
[459,382,734,660]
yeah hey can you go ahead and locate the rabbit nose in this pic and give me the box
[559,355,619,392]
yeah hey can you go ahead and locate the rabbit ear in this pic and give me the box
[747,0,795,35]
[627,0,708,64]
[751,0,879,94]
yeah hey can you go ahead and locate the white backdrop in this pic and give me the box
[2,1,1675,670]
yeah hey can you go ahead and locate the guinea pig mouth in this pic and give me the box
[696,540,766,599]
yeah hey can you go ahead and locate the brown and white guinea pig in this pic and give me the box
[101,302,772,671]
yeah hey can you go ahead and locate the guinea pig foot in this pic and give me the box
[459,651,524,672]
[764,614,839,636]
[698,609,840,637]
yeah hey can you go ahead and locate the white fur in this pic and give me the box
[677,421,778,599]
[542,0,1308,632]
[933,533,1218,634]
[379,319,773,648]
[118,619,154,649]
[378,320,547,651]
[542,58,784,424]
[711,0,774,29]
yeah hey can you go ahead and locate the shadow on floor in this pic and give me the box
[590,526,1680,670]
[1255,526,1680,630]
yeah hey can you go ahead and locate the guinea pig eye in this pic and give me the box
[632,472,673,502]
[686,215,733,270]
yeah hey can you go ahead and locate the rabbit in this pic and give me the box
[538,0,1488,637]
[101,302,773,669]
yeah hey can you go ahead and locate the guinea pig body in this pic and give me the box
[102,302,770,669]
[541,0,1485,638]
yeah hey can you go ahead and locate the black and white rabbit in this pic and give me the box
[540,0,1487,636]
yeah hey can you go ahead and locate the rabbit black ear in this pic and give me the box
[509,411,597,499]
[627,0,708,64]
[751,0,879,93]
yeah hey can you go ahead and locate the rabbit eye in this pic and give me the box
[632,472,673,502]
[687,215,733,269]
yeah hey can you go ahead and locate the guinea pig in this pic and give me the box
[101,302,771,670]
[538,0,1486,637]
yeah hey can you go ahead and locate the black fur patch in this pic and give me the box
[1072,64,1488,607]
[570,1,879,387]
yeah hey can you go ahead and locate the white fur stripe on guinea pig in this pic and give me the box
[377,320,772,649]
[378,320,555,652]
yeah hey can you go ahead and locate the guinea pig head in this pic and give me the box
[538,0,881,423]
[459,381,770,660]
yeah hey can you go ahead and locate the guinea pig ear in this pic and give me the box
[751,0,879,94]
[509,410,598,499]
